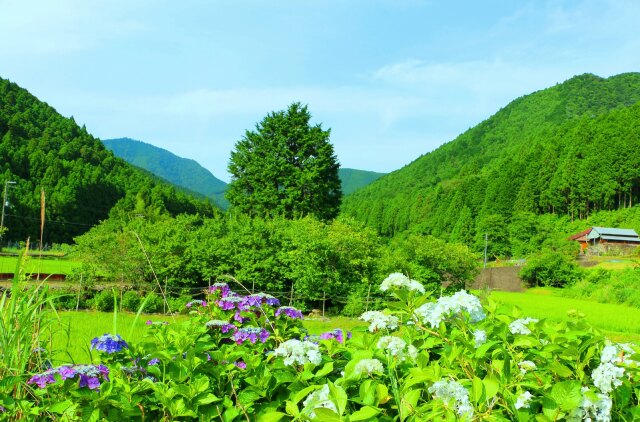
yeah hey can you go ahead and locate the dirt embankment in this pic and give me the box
[469,266,524,291]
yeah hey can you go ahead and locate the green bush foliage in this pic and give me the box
[10,275,640,420]
[120,290,141,312]
[92,289,115,312]
[519,250,583,287]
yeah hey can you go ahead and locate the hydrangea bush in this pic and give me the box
[3,277,640,420]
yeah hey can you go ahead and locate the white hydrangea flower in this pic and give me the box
[591,362,624,394]
[508,318,539,335]
[518,360,537,376]
[600,342,637,365]
[302,384,338,419]
[428,379,474,419]
[380,273,425,294]
[354,358,384,376]
[376,336,418,362]
[359,311,400,332]
[273,339,322,366]
[514,391,533,410]
[413,290,485,328]
[473,329,486,348]
[570,388,612,422]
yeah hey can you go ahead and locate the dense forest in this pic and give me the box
[0,78,217,244]
[341,73,640,256]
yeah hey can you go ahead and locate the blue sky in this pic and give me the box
[2,0,639,182]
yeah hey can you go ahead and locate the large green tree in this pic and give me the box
[226,103,341,220]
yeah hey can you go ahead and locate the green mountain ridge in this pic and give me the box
[341,72,640,255]
[103,138,386,206]
[0,77,215,244]
[103,138,229,209]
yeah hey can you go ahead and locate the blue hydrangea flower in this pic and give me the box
[275,306,304,319]
[90,334,129,354]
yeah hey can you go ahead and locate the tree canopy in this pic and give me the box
[226,103,341,220]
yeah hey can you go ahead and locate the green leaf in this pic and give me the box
[49,400,75,414]
[551,380,581,411]
[328,382,348,416]
[257,412,287,422]
[315,361,334,378]
[483,375,499,400]
[472,376,485,405]
[285,401,300,417]
[313,407,342,421]
[400,389,421,421]
[548,361,574,378]
[350,406,380,421]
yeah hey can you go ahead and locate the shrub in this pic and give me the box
[16,277,640,421]
[141,292,165,313]
[519,249,583,287]
[120,290,141,312]
[92,289,115,312]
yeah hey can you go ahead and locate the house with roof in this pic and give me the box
[569,227,640,254]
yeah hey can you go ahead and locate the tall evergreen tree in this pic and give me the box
[226,103,342,220]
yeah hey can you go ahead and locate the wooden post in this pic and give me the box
[75,273,83,311]
[365,283,372,312]
[289,283,294,306]
[322,290,326,318]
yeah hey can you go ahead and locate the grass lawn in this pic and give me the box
[488,289,640,342]
[0,255,81,275]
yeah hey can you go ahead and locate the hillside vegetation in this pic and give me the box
[0,78,215,244]
[341,73,640,256]
[103,138,229,209]
[338,168,386,195]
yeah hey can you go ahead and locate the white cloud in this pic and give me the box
[0,0,148,55]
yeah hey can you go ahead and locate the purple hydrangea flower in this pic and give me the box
[28,364,109,390]
[209,282,231,297]
[216,294,244,311]
[205,319,236,333]
[145,320,153,325]
[90,334,129,354]
[242,293,281,308]
[319,329,352,343]
[148,358,160,366]
[186,300,207,308]
[275,306,304,319]
[235,361,247,369]
[232,327,270,344]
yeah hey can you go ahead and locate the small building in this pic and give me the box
[569,227,640,254]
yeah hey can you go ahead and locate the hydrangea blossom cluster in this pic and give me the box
[186,300,207,308]
[376,336,418,362]
[354,358,384,377]
[302,385,338,419]
[28,364,109,390]
[90,334,129,354]
[413,290,485,328]
[570,388,612,422]
[518,360,537,376]
[379,273,425,294]
[275,306,304,319]
[428,379,474,419]
[273,339,322,366]
[231,327,270,344]
[590,342,636,395]
[514,391,533,410]
[319,329,351,343]
[473,329,487,348]
[216,294,245,311]
[508,318,539,335]
[242,293,280,308]
[205,319,236,333]
[359,311,400,332]
[209,282,231,297]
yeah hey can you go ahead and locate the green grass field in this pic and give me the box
[44,289,640,364]
[488,289,640,342]
[0,255,81,275]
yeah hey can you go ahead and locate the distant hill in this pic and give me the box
[103,138,229,209]
[103,138,384,207]
[341,72,640,256]
[339,168,386,195]
[0,77,215,243]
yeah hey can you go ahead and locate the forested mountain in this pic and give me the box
[341,73,640,256]
[0,78,216,244]
[339,168,386,195]
[103,138,229,209]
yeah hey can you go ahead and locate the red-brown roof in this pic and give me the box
[569,228,592,241]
